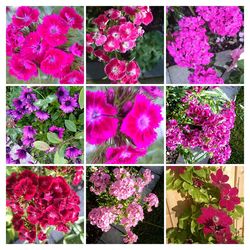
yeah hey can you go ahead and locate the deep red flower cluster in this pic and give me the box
[7,6,84,83]
[87,6,153,83]
[7,170,80,243]
[197,168,241,243]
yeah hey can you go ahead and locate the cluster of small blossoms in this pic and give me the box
[7,87,83,164]
[7,6,84,83]
[88,167,159,244]
[168,167,241,243]
[86,86,163,164]
[7,169,81,243]
[87,7,153,83]
[166,87,236,163]
[167,6,243,84]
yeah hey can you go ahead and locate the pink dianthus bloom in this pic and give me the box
[105,145,146,164]
[8,54,38,81]
[37,14,69,47]
[188,66,224,84]
[196,6,243,37]
[134,6,153,26]
[59,7,83,30]
[60,71,84,84]
[121,94,163,148]
[40,48,74,77]
[21,32,49,63]
[104,58,126,81]
[12,6,39,28]
[86,90,118,144]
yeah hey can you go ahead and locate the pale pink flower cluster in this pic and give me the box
[88,207,117,232]
[89,167,110,195]
[143,193,159,212]
[88,167,159,244]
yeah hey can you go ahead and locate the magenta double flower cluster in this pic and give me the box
[7,6,84,83]
[7,167,83,243]
[87,6,153,83]
[166,87,236,163]
[167,6,243,84]
[86,86,163,163]
[88,167,159,244]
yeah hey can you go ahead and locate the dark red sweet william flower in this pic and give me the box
[210,168,230,189]
[6,170,81,243]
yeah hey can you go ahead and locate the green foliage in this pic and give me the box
[130,30,164,73]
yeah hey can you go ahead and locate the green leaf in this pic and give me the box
[54,149,68,164]
[75,132,84,140]
[237,59,244,70]
[65,120,76,132]
[180,170,193,184]
[191,220,197,234]
[78,87,84,109]
[63,234,82,244]
[33,141,50,151]
[194,168,206,179]
[47,132,62,144]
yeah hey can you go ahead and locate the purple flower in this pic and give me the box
[60,96,78,113]
[12,98,24,109]
[15,148,27,160]
[23,126,37,138]
[49,125,65,139]
[6,153,15,164]
[56,87,69,102]
[35,110,50,121]
[65,146,82,159]
[7,109,24,121]
[20,87,38,112]
[22,137,35,147]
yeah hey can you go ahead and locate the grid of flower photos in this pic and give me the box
[5,4,244,245]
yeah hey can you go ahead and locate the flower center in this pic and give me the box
[112,66,119,74]
[212,216,219,223]
[65,100,71,106]
[137,115,150,130]
[121,151,131,159]
[50,25,59,34]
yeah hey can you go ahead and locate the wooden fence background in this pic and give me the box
[166,166,244,237]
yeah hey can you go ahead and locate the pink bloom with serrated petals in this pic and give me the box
[103,36,120,52]
[120,40,136,53]
[21,32,49,63]
[92,32,107,46]
[134,7,153,25]
[8,54,37,81]
[104,58,126,81]
[107,26,121,40]
[37,14,69,47]
[121,94,163,148]
[59,7,83,30]
[60,71,84,84]
[40,48,74,77]
[93,14,109,30]
[86,90,118,144]
[12,6,39,28]
[119,22,139,41]
[120,60,141,84]
[69,43,84,57]
[105,145,146,164]
[105,8,122,20]
[94,50,110,62]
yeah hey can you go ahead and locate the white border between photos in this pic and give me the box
[0,0,248,250]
